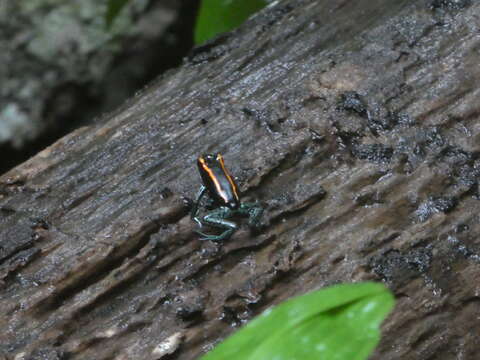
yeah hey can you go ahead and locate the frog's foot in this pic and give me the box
[195,229,234,241]
[195,208,238,241]
[239,202,264,229]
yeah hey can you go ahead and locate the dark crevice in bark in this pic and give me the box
[32,208,188,315]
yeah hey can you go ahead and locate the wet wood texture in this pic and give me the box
[1,0,479,359]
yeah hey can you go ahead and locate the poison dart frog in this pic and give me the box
[191,153,263,241]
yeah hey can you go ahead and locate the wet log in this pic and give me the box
[1,0,480,359]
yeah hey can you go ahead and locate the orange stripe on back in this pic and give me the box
[199,156,229,202]
[216,154,239,201]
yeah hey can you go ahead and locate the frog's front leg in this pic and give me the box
[238,202,264,228]
[196,207,238,241]
[191,185,207,227]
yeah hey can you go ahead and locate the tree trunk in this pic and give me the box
[1,0,479,359]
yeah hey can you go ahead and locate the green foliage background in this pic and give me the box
[201,282,395,360]
[106,0,268,43]
[106,0,130,28]
[194,0,268,44]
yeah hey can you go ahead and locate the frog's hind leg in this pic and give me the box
[238,202,264,228]
[196,207,238,241]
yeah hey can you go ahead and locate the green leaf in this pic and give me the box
[194,0,268,44]
[200,282,395,360]
[105,0,130,28]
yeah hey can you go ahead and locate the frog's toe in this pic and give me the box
[201,236,223,241]
[194,230,220,241]
[195,229,210,237]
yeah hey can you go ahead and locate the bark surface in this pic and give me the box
[1,0,480,359]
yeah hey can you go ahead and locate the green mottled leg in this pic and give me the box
[239,202,264,228]
[196,207,238,241]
